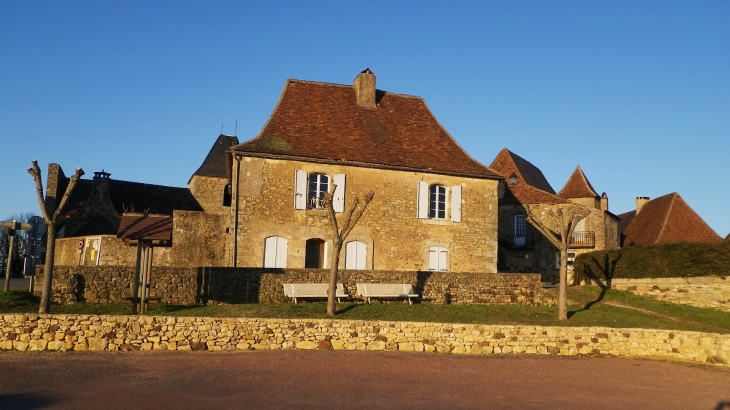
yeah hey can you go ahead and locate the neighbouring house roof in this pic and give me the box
[58,173,202,237]
[489,148,566,205]
[557,166,599,199]
[190,134,239,182]
[117,213,173,241]
[230,75,500,179]
[619,193,722,246]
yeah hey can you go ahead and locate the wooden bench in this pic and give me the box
[282,283,349,304]
[356,283,419,305]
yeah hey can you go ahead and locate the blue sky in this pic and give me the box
[1,1,728,237]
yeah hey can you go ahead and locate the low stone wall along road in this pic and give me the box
[0,351,728,410]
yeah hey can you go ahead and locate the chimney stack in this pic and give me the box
[354,68,376,108]
[600,192,608,211]
[636,197,650,214]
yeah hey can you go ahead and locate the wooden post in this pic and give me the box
[132,241,142,315]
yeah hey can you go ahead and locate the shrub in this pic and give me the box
[574,242,730,286]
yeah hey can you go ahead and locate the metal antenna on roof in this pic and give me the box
[220,123,224,135]
[234,120,238,136]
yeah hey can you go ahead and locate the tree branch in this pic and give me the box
[27,160,50,222]
[51,167,84,225]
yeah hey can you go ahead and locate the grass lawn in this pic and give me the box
[2,287,729,334]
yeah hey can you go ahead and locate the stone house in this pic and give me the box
[226,69,503,273]
[489,148,620,282]
[47,157,229,267]
[618,193,722,246]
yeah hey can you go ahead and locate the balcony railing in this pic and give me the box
[308,195,326,210]
[499,233,536,249]
[570,231,595,248]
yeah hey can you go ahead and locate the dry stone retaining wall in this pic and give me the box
[36,266,554,307]
[1,314,728,368]
[609,277,730,313]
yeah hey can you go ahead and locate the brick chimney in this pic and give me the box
[636,197,650,214]
[354,68,376,108]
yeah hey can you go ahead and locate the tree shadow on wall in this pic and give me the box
[568,253,621,319]
[196,267,270,305]
[415,271,433,303]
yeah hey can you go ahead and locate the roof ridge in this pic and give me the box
[287,78,426,100]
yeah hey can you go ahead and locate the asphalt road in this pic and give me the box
[6,277,30,291]
[0,351,728,409]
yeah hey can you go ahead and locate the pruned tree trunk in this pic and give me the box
[28,160,84,314]
[324,188,374,317]
[526,204,589,321]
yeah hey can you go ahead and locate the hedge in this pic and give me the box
[574,241,730,286]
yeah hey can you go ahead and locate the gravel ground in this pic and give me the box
[1,350,729,409]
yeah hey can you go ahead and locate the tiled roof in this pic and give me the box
[489,148,565,205]
[230,77,500,179]
[557,166,599,199]
[116,213,173,241]
[190,134,239,181]
[621,193,722,246]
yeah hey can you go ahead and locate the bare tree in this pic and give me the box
[28,160,84,314]
[526,203,590,320]
[323,187,374,317]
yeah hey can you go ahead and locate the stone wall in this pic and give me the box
[188,175,229,215]
[233,157,499,273]
[1,314,727,367]
[609,277,730,313]
[35,266,553,307]
[53,210,228,268]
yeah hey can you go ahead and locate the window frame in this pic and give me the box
[307,173,330,210]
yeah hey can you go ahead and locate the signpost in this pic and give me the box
[1,220,33,292]
[22,216,46,292]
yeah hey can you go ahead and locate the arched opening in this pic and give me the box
[305,238,326,269]
[222,184,232,207]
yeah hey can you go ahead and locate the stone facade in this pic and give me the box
[608,277,730,313]
[34,266,553,307]
[232,157,499,273]
[188,175,230,215]
[1,315,727,367]
[53,210,227,267]
[498,205,620,283]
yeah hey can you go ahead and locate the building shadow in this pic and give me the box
[0,393,58,409]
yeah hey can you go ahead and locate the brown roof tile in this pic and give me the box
[489,148,566,205]
[230,77,500,179]
[191,134,239,181]
[116,213,173,241]
[622,193,722,246]
[557,166,599,199]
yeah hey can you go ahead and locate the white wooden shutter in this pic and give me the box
[294,170,307,210]
[345,241,357,269]
[438,247,447,271]
[264,237,277,268]
[417,181,428,219]
[323,241,329,269]
[450,185,462,222]
[356,241,366,269]
[275,237,288,268]
[429,246,438,271]
[333,174,346,213]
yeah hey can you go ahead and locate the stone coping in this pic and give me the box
[1,314,728,368]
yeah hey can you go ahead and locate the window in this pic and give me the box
[428,246,448,271]
[345,241,367,270]
[222,184,232,207]
[417,182,461,222]
[308,173,329,209]
[294,170,345,212]
[514,215,526,246]
[305,238,326,269]
[555,251,576,269]
[429,185,447,219]
[264,236,288,268]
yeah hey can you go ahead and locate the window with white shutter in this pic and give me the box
[333,174,345,213]
[417,182,463,222]
[450,185,461,222]
[264,236,288,268]
[294,170,307,210]
[428,246,448,271]
[345,241,367,270]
